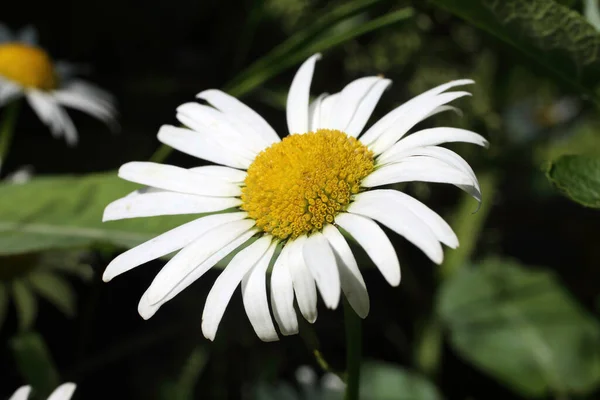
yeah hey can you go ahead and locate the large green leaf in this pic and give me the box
[0,173,197,255]
[10,332,60,398]
[546,154,600,208]
[430,0,600,104]
[438,258,600,397]
[359,362,443,400]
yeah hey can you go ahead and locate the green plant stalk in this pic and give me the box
[438,171,499,280]
[149,7,414,164]
[0,101,21,174]
[344,298,362,400]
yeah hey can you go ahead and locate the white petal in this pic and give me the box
[354,190,458,248]
[329,77,384,134]
[303,232,340,309]
[242,241,279,342]
[425,105,462,119]
[379,127,489,162]
[144,219,256,305]
[176,102,263,156]
[47,383,76,400]
[359,79,474,145]
[370,91,472,155]
[103,189,241,221]
[308,93,327,132]
[27,90,78,145]
[9,386,31,400]
[157,125,250,169]
[363,157,473,189]
[287,236,318,322]
[345,78,392,137]
[0,79,23,107]
[190,166,247,183]
[17,25,38,45]
[270,244,298,335]
[139,228,257,319]
[335,213,400,286]
[323,225,369,318]
[287,54,321,134]
[0,23,13,42]
[317,93,340,130]
[380,146,481,201]
[348,194,444,264]
[197,89,280,146]
[53,87,118,130]
[102,212,248,282]
[118,161,241,197]
[202,236,273,341]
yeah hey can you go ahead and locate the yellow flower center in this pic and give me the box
[0,43,57,90]
[241,129,374,240]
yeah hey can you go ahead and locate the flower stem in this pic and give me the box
[344,298,362,400]
[0,101,21,174]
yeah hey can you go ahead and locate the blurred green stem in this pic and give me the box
[298,316,340,376]
[438,171,499,280]
[344,298,362,400]
[0,100,21,174]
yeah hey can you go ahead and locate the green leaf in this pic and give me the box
[0,172,198,255]
[430,0,600,104]
[546,154,600,208]
[12,280,37,331]
[359,362,443,400]
[438,258,600,397]
[28,272,76,318]
[10,332,60,398]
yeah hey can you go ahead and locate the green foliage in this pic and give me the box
[546,154,600,207]
[10,332,60,398]
[438,258,600,397]
[430,0,600,104]
[0,173,197,255]
[359,362,443,400]
[159,347,208,400]
[12,280,37,332]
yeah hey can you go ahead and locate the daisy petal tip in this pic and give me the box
[195,88,217,99]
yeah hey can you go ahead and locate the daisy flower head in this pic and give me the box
[103,53,488,342]
[0,23,116,145]
[9,383,76,400]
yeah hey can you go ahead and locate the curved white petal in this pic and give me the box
[380,146,481,202]
[379,127,489,162]
[363,157,473,189]
[9,386,31,400]
[345,78,392,137]
[317,93,340,130]
[270,244,298,335]
[118,161,241,197]
[287,236,318,323]
[348,194,443,264]
[354,190,458,248]
[53,88,118,131]
[425,105,462,119]
[303,232,341,309]
[47,383,77,400]
[189,166,246,183]
[360,79,474,145]
[139,228,257,319]
[157,125,250,169]
[103,212,248,282]
[370,91,472,155]
[287,54,321,134]
[308,93,327,132]
[197,89,280,146]
[329,77,383,133]
[323,225,369,318]
[334,213,400,286]
[202,236,273,341]
[0,79,23,107]
[27,90,78,145]
[103,189,241,221]
[242,241,279,342]
[144,219,256,305]
[176,102,263,156]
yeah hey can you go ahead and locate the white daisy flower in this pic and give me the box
[9,383,76,400]
[0,23,116,146]
[103,53,488,342]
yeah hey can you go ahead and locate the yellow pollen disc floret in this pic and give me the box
[241,129,374,240]
[0,43,57,90]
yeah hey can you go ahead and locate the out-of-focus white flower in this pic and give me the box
[9,383,76,400]
[0,23,117,145]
